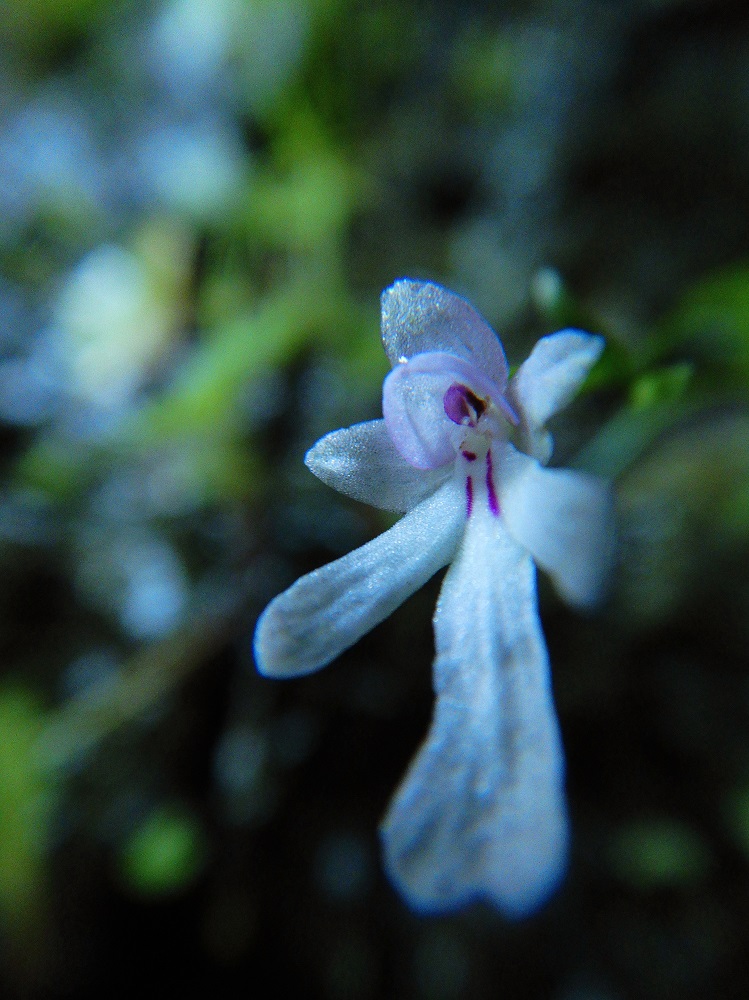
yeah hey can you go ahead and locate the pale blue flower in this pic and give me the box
[254,279,614,917]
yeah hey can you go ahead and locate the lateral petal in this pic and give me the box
[509,330,604,435]
[381,507,568,918]
[499,444,615,609]
[381,279,509,385]
[253,478,465,679]
[305,420,450,512]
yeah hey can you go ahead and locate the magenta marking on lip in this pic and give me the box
[465,475,473,518]
[486,450,500,517]
[461,449,477,461]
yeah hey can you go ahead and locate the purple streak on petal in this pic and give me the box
[444,384,486,427]
[486,450,500,517]
[465,475,473,519]
[461,449,477,461]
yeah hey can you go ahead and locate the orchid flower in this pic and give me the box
[254,279,614,918]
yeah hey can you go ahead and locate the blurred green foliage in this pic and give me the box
[611,818,712,890]
[0,685,52,940]
[118,805,206,897]
[656,264,749,384]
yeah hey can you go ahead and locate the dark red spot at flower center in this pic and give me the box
[444,384,487,427]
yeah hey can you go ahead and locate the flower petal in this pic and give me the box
[381,279,509,384]
[499,444,615,609]
[381,507,568,917]
[509,330,604,446]
[305,420,450,512]
[254,479,465,678]
[383,351,505,469]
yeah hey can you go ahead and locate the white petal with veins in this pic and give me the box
[254,478,464,678]
[500,444,615,609]
[305,419,450,512]
[381,504,568,917]
[381,279,509,385]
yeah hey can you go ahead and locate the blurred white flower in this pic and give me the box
[56,240,185,410]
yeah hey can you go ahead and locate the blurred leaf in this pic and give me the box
[39,605,242,772]
[244,103,363,253]
[613,412,749,627]
[610,818,712,889]
[655,263,749,384]
[583,337,638,393]
[722,786,749,859]
[118,274,355,446]
[718,475,749,541]
[15,434,93,499]
[355,2,425,85]
[531,267,627,356]
[629,362,694,409]
[3,0,112,58]
[450,27,515,114]
[573,358,697,481]
[157,437,262,506]
[0,684,53,944]
[572,396,696,480]
[118,805,206,898]
[249,151,357,252]
[233,0,311,119]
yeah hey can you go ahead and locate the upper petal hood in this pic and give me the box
[382,351,510,470]
[381,279,509,386]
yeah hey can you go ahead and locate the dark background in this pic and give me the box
[2,0,749,997]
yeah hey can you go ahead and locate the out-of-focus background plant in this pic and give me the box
[3,0,749,996]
